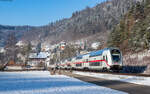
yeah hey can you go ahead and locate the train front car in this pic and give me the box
[109,48,123,71]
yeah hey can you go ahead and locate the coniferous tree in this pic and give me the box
[36,42,41,53]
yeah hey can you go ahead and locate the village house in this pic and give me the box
[16,41,27,48]
[28,52,50,67]
[0,47,5,53]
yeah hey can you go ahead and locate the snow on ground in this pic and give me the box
[0,71,127,94]
[74,71,150,86]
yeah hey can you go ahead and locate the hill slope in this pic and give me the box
[23,0,141,45]
[0,25,34,46]
[108,0,150,53]
[0,0,141,46]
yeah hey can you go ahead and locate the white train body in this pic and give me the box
[59,48,123,71]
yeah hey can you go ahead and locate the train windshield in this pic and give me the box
[111,49,121,62]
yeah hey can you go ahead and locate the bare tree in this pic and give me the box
[5,32,18,65]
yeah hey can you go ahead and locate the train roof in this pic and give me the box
[75,48,111,58]
[75,48,119,59]
[76,52,90,59]
[89,48,110,57]
[76,55,84,59]
[60,48,120,62]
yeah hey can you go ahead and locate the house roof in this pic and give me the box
[0,47,5,53]
[29,52,50,59]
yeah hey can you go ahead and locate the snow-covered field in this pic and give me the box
[74,71,150,86]
[0,71,127,94]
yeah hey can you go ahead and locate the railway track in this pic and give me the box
[61,71,150,94]
[62,69,150,77]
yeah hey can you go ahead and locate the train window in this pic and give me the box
[112,55,120,62]
[103,56,105,60]
[111,49,121,62]
[111,49,120,54]
[68,58,71,61]
[100,61,102,66]
[96,62,100,66]
[76,63,82,67]
[86,59,88,62]
[89,62,100,66]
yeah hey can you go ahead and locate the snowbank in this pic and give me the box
[0,71,127,94]
[4,66,23,71]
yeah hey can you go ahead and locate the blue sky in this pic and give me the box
[0,0,105,26]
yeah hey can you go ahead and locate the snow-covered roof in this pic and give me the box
[91,42,101,49]
[16,41,25,46]
[0,47,5,53]
[29,52,50,59]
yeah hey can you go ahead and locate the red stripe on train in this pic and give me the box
[60,60,110,67]
[89,60,110,67]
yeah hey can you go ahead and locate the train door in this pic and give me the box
[103,55,108,67]
[103,56,105,67]
[82,59,85,69]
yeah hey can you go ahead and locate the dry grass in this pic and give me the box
[0,64,4,71]
[49,69,63,75]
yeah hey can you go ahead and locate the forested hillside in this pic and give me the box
[108,0,150,53]
[0,25,34,46]
[25,0,139,45]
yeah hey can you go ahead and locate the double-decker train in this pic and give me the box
[58,47,123,71]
